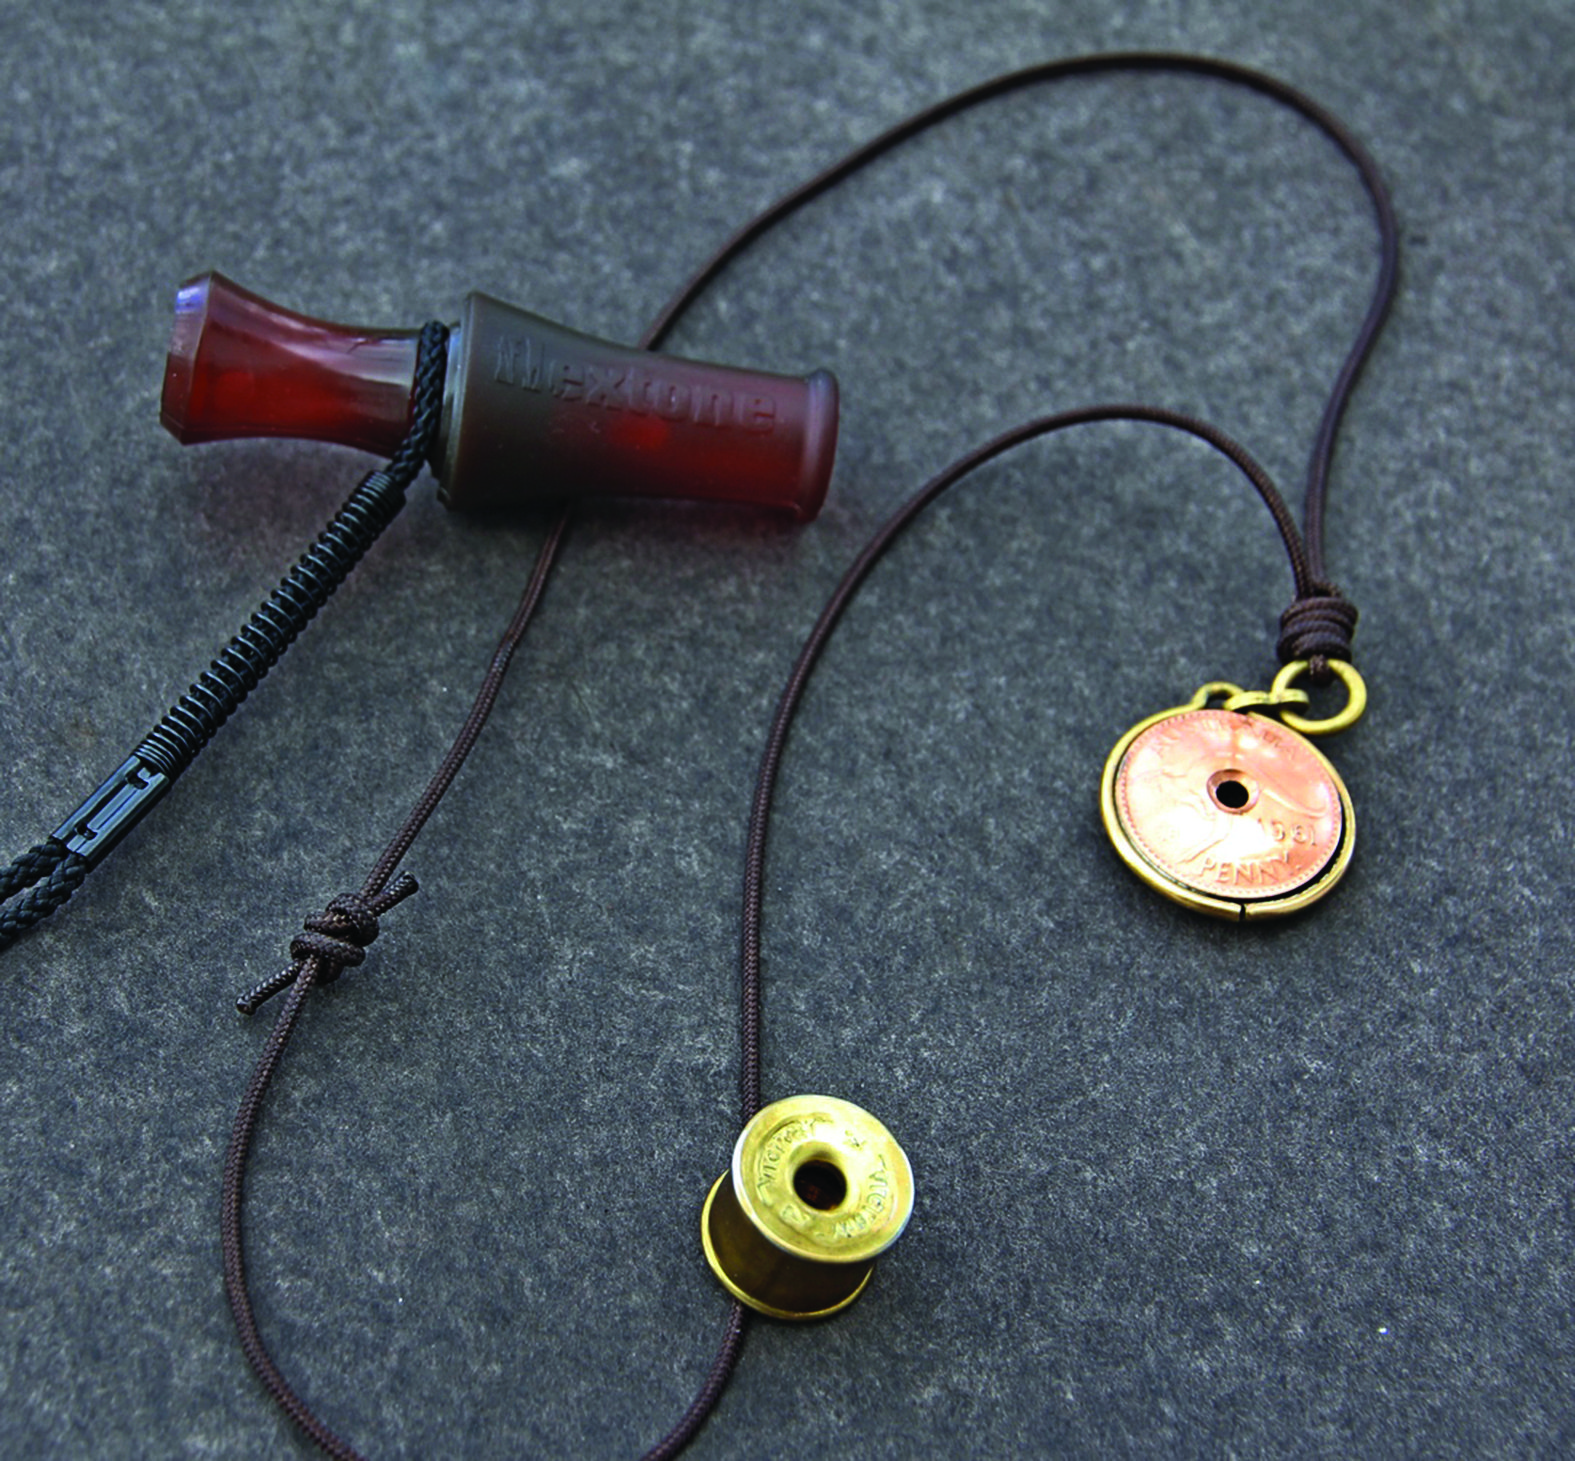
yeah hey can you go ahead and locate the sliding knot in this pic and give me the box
[1277,588,1359,681]
[237,872,419,1014]
[290,893,381,981]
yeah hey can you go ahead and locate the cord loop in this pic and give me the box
[1277,588,1359,677]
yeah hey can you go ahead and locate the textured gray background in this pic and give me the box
[1,2,1571,1457]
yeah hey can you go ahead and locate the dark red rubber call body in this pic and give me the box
[160,273,838,521]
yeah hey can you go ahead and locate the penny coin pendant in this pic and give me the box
[1101,705,1355,919]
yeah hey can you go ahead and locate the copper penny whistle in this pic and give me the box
[1101,673,1359,919]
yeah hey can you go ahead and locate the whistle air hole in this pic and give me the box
[1206,768,1258,813]
[1217,780,1249,808]
[793,1159,848,1211]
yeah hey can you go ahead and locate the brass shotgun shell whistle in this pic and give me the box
[701,1094,914,1320]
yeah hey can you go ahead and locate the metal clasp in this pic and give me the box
[1182,659,1366,736]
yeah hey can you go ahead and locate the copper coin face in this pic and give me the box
[1111,708,1346,907]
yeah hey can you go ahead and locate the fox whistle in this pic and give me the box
[160,272,839,520]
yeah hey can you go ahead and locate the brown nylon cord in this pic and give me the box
[222,511,572,1461]
[219,52,1398,1460]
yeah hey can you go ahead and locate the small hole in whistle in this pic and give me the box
[1215,779,1250,809]
[1206,768,1259,813]
[793,1159,848,1211]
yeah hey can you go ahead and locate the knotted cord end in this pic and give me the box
[1277,587,1358,682]
[236,872,419,1014]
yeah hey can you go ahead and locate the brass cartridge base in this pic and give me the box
[701,1094,914,1321]
[701,1174,873,1320]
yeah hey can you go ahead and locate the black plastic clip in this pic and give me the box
[50,756,171,870]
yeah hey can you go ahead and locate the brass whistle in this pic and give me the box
[701,1094,914,1320]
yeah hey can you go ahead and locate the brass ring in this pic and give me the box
[1271,659,1367,735]
[1192,681,1248,706]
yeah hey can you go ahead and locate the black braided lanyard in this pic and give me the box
[3,52,1398,1461]
[0,328,451,953]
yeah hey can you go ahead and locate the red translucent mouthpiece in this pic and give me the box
[161,274,422,457]
[160,272,838,520]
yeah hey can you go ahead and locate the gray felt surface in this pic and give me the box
[2,2,1572,1457]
